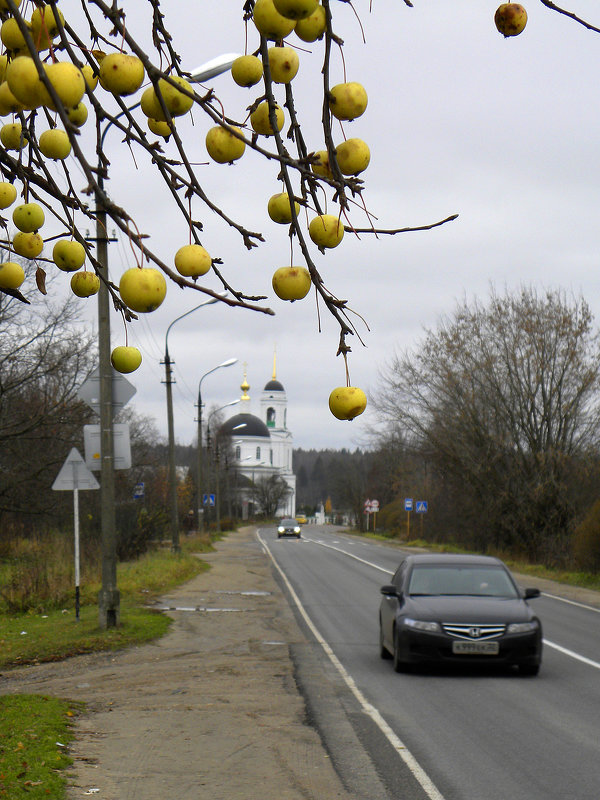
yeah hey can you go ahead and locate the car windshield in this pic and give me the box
[407,565,518,598]
[281,519,297,526]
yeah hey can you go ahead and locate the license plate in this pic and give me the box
[452,640,499,655]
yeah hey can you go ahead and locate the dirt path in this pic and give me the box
[0,527,356,800]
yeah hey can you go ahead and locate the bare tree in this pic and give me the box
[0,284,96,522]
[251,473,291,517]
[373,287,600,563]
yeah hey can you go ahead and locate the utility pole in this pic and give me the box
[94,174,120,628]
[162,347,180,552]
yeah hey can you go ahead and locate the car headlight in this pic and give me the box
[507,620,539,634]
[404,618,440,633]
[294,526,301,533]
[278,527,284,533]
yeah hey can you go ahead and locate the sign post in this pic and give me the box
[404,498,413,539]
[415,500,428,536]
[52,448,99,620]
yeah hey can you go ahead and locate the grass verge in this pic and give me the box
[0,532,218,800]
[0,694,81,800]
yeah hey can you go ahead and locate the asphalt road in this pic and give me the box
[258,526,600,800]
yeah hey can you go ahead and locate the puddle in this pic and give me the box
[152,605,250,613]
[216,590,272,597]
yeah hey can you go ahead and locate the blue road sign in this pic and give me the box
[203,493,215,507]
[416,501,428,513]
[404,498,413,511]
[133,482,145,499]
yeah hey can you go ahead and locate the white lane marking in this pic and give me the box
[541,593,600,614]
[543,640,600,670]
[303,537,393,575]
[258,531,446,800]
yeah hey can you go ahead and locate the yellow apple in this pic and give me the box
[250,101,285,135]
[0,54,8,83]
[111,346,142,374]
[6,56,43,108]
[495,3,527,36]
[157,75,194,117]
[328,386,367,420]
[40,61,86,108]
[329,82,368,121]
[174,244,212,278]
[39,128,71,160]
[0,122,25,150]
[308,214,344,248]
[13,231,43,259]
[53,239,86,271]
[268,46,299,83]
[272,266,311,300]
[0,260,25,290]
[0,81,27,115]
[148,118,172,138]
[295,5,326,41]
[99,52,145,96]
[0,182,17,209]
[335,137,370,175]
[67,102,88,126]
[205,125,246,163]
[140,86,163,119]
[31,4,65,50]
[119,267,167,313]
[231,55,263,87]
[311,149,334,179]
[70,270,100,297]
[274,0,318,20]
[0,0,22,10]
[13,203,45,233]
[253,0,296,40]
[81,64,98,91]
[1,18,31,52]
[268,192,300,224]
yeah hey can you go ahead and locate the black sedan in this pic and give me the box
[379,553,542,675]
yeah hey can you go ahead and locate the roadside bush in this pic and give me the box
[572,500,600,573]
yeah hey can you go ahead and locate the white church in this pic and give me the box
[219,360,296,518]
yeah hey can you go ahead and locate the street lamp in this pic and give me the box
[92,52,238,612]
[206,399,240,532]
[196,360,237,530]
[163,298,227,552]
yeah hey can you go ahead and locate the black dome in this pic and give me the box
[220,413,270,438]
[264,379,284,392]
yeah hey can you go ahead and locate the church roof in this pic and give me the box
[220,412,270,439]
[264,379,284,392]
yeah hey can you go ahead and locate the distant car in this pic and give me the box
[379,553,542,675]
[295,514,307,524]
[278,518,302,538]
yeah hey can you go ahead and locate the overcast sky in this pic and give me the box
[34,1,600,450]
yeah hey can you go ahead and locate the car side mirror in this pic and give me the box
[380,584,400,598]
[524,587,541,599]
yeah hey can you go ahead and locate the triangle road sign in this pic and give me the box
[52,447,100,491]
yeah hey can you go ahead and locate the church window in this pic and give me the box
[256,446,261,460]
[266,407,275,427]
[270,449,273,464]
[284,409,287,428]
[235,446,241,460]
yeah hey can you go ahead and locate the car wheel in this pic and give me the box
[392,627,408,673]
[518,663,540,677]
[379,618,391,660]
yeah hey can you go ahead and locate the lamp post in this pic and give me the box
[164,299,228,552]
[196,360,237,531]
[206,400,240,532]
